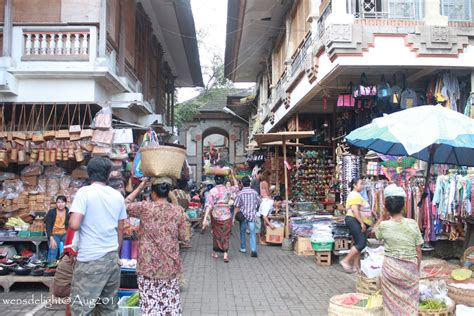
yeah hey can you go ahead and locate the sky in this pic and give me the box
[176,0,254,103]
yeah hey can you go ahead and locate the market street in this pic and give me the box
[180,229,356,315]
[0,228,355,315]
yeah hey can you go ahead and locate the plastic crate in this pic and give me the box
[18,231,30,237]
[311,240,334,252]
[118,289,138,298]
[117,296,140,316]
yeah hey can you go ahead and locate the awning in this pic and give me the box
[253,131,315,144]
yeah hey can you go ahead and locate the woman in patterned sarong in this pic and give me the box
[203,170,239,263]
[374,184,424,316]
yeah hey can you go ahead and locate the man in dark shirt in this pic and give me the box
[250,170,262,195]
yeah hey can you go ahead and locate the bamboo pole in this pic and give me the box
[283,139,290,238]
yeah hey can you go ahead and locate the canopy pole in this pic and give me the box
[421,145,437,203]
[283,139,290,238]
[275,145,280,196]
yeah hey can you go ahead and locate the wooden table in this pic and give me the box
[0,236,48,255]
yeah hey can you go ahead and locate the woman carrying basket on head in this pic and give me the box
[202,170,239,263]
[373,184,423,316]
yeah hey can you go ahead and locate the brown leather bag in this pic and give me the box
[52,254,75,298]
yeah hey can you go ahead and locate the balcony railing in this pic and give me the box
[22,29,91,61]
[350,0,424,20]
[289,32,314,79]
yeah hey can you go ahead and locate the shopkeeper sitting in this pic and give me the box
[44,196,69,262]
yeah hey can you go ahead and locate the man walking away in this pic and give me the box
[233,176,261,257]
[250,170,262,195]
[69,157,127,315]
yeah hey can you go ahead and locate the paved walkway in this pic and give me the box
[0,227,356,315]
[180,229,355,315]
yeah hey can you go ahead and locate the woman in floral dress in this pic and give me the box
[126,177,189,316]
[202,170,239,262]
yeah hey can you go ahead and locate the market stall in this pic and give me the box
[0,103,136,290]
[254,131,315,246]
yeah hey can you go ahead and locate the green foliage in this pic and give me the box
[174,87,233,127]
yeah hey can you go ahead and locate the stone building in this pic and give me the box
[225,0,474,137]
[0,0,203,135]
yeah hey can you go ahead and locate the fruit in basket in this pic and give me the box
[126,292,140,307]
[419,299,446,310]
[366,292,383,308]
[451,268,472,281]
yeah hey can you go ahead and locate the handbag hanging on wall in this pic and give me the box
[337,82,355,107]
[353,73,377,99]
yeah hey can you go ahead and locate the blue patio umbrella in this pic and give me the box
[345,105,474,167]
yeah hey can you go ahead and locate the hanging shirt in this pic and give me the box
[400,89,417,109]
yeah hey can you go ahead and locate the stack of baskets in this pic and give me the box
[447,278,474,307]
[356,272,380,295]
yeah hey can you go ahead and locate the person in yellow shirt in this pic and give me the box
[44,196,69,262]
[340,178,374,273]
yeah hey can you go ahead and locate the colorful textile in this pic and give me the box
[345,191,373,225]
[381,256,419,316]
[211,217,232,252]
[127,201,188,280]
[137,275,182,316]
[234,187,261,221]
[206,184,239,221]
[375,218,423,260]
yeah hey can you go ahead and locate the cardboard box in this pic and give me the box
[294,237,314,256]
[266,226,284,244]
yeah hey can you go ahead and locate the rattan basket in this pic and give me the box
[463,246,474,265]
[356,273,380,295]
[447,279,474,307]
[328,293,383,316]
[140,146,186,179]
[419,307,451,316]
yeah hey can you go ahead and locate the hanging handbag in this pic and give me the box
[92,129,114,146]
[69,104,81,140]
[55,105,70,139]
[43,104,57,140]
[377,75,392,99]
[353,73,377,99]
[80,104,94,139]
[337,83,355,107]
[235,211,246,223]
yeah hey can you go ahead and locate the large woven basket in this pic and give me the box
[419,306,452,316]
[140,146,186,179]
[464,246,474,265]
[447,279,474,307]
[356,273,380,295]
[328,293,383,316]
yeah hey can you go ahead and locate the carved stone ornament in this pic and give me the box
[283,93,291,109]
[270,112,275,125]
[327,24,352,43]
[305,53,319,83]
[430,26,449,43]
